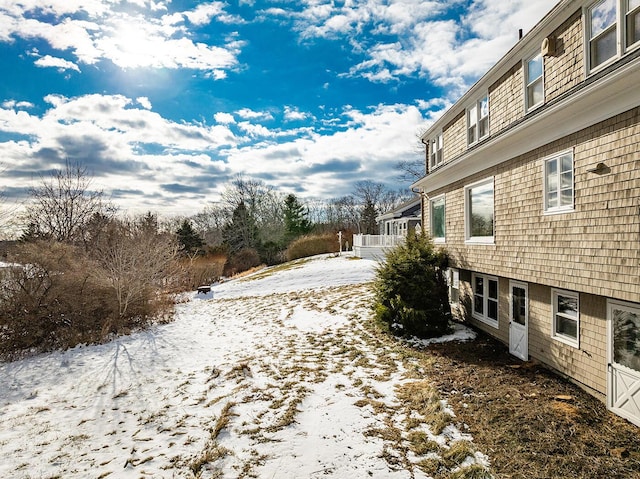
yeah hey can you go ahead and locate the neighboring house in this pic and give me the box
[412,0,640,426]
[352,196,421,260]
[376,196,422,236]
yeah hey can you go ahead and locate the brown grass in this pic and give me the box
[426,330,640,479]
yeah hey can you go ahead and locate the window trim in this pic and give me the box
[466,93,489,146]
[448,268,460,305]
[464,177,495,244]
[626,0,640,51]
[585,0,619,73]
[551,288,580,348]
[542,149,574,215]
[429,132,444,170]
[472,273,499,328]
[524,52,544,112]
[430,194,446,243]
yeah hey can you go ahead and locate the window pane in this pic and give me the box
[512,287,526,326]
[479,117,489,138]
[556,315,578,339]
[527,55,543,82]
[591,25,617,67]
[547,191,558,208]
[468,105,477,125]
[561,171,572,189]
[557,294,578,317]
[469,182,494,237]
[561,154,572,173]
[488,279,498,300]
[591,0,617,37]
[479,96,489,119]
[528,78,544,107]
[488,299,498,321]
[475,276,484,295]
[560,187,573,206]
[631,0,640,10]
[468,125,476,144]
[474,295,484,314]
[431,197,445,238]
[627,9,640,46]
[613,307,640,372]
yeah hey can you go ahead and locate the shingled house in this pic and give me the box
[412,0,640,425]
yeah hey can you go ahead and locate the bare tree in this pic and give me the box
[23,161,111,243]
[93,217,179,318]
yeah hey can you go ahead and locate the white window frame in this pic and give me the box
[430,194,446,243]
[524,52,544,112]
[551,288,580,348]
[464,177,495,244]
[543,149,574,214]
[626,0,640,50]
[448,268,460,305]
[585,0,619,73]
[466,94,489,146]
[472,273,499,328]
[429,133,444,170]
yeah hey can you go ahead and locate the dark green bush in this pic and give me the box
[373,232,452,338]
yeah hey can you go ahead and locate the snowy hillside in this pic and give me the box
[0,253,486,478]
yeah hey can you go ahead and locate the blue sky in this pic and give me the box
[0,0,558,217]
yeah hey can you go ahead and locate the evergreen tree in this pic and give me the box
[360,198,378,234]
[373,232,451,338]
[176,219,204,255]
[283,194,312,242]
[222,201,259,254]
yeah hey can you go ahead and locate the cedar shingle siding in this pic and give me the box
[414,0,640,411]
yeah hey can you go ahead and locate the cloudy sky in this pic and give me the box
[0,0,558,217]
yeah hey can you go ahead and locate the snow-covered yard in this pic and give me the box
[0,254,488,478]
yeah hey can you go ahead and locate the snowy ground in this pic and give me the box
[0,253,488,478]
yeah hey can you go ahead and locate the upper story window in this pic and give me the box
[588,0,618,69]
[429,133,443,169]
[543,150,574,214]
[430,195,445,242]
[628,0,640,47]
[586,0,640,72]
[467,94,489,145]
[465,177,494,243]
[525,53,544,111]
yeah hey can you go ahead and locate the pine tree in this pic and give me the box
[360,198,378,234]
[222,201,259,254]
[283,194,312,242]
[373,232,451,338]
[176,219,204,255]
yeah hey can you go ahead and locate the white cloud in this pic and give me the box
[284,0,557,100]
[214,112,236,124]
[235,108,274,121]
[2,100,34,109]
[34,54,81,72]
[0,3,242,75]
[136,97,152,109]
[283,106,308,122]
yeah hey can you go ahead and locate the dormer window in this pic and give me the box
[467,94,489,145]
[429,133,443,169]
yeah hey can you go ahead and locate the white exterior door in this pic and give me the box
[608,299,640,427]
[509,281,528,361]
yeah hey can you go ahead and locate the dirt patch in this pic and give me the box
[426,329,640,479]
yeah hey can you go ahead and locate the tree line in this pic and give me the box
[0,162,413,358]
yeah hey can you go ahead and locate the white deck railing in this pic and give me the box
[352,234,406,248]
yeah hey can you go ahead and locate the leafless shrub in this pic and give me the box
[285,234,340,261]
[0,217,182,359]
